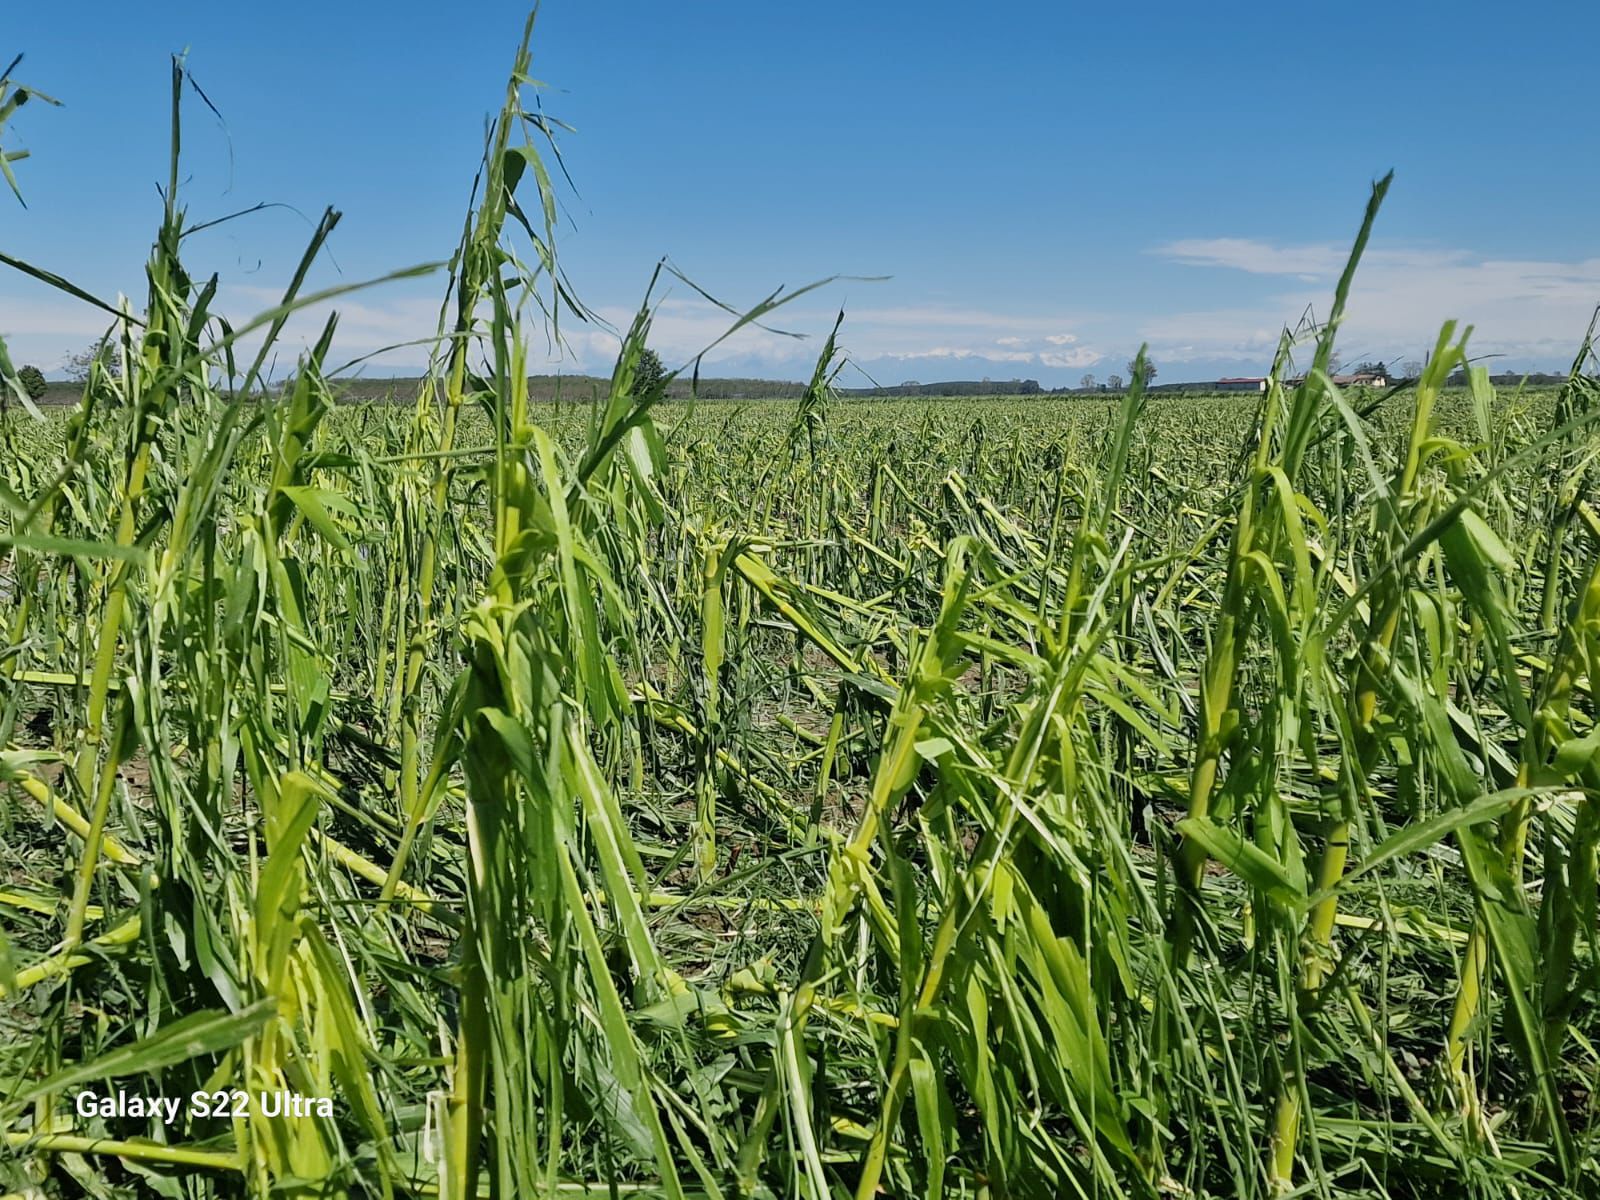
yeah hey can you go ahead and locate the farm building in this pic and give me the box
[1212,370,1387,392]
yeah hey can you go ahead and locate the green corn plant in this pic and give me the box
[1440,468,1600,1178]
[1267,325,1470,1192]
[382,9,574,910]
[1536,313,1600,631]
[1168,173,1392,972]
[7,16,1600,1199]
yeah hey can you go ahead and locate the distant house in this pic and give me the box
[1144,370,1392,393]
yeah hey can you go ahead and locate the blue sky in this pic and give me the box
[3,1,1598,386]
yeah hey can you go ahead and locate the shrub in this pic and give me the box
[631,346,665,397]
[17,364,47,400]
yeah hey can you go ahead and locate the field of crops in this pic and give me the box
[3,28,1600,1200]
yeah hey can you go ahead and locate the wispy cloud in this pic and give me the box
[1153,238,1479,280]
[175,290,1107,380]
[0,276,1109,384]
[587,300,1105,377]
[1039,347,1101,368]
[0,294,131,372]
[11,237,1589,387]
[1154,238,1348,277]
[879,346,1039,365]
[1147,237,1600,367]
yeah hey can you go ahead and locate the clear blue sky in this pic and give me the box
[3,1,1597,385]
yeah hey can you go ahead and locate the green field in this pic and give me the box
[3,28,1600,1200]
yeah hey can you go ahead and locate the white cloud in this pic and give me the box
[1039,347,1103,368]
[1135,309,1288,362]
[0,295,132,372]
[44,236,1594,387]
[1146,237,1600,367]
[623,300,1100,377]
[881,346,1039,365]
[0,296,124,339]
[1154,238,1347,277]
[3,280,1113,382]
[846,306,1078,334]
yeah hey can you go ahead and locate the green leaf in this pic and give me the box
[0,532,149,564]
[1301,788,1530,909]
[1553,727,1600,777]
[14,1000,276,1104]
[1175,816,1303,908]
[278,484,355,552]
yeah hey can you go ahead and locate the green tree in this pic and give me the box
[631,347,665,397]
[64,339,120,384]
[18,363,46,400]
